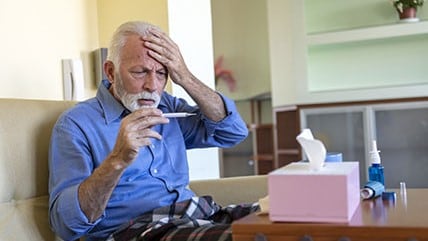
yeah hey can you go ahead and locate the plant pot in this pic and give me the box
[398,7,417,20]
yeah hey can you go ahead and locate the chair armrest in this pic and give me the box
[189,175,267,206]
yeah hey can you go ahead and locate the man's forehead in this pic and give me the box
[121,36,164,68]
[121,35,146,55]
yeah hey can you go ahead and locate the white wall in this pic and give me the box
[0,0,98,100]
[167,0,220,180]
[267,0,303,107]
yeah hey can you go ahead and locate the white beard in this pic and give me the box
[113,74,161,112]
[121,91,161,112]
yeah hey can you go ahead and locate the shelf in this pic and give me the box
[252,154,273,161]
[307,21,428,46]
[277,149,299,155]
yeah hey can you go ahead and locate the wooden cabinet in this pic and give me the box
[221,124,274,177]
[273,106,300,169]
[251,124,274,175]
[220,96,274,177]
[220,131,255,177]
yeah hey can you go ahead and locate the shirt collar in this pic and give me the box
[158,92,167,110]
[96,79,128,124]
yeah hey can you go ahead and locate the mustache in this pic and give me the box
[136,91,160,101]
[122,91,161,111]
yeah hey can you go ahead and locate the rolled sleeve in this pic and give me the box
[50,184,105,241]
[200,93,248,147]
[49,117,106,241]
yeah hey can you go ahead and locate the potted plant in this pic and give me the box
[391,0,424,21]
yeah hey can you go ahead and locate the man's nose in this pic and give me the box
[143,72,158,92]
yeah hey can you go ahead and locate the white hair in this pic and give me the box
[107,21,162,67]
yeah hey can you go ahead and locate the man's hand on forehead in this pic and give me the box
[137,36,165,68]
[140,26,191,85]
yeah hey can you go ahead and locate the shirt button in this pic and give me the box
[153,168,158,174]
[150,144,155,149]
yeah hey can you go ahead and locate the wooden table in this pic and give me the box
[232,189,428,241]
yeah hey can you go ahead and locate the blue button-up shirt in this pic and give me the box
[48,80,248,241]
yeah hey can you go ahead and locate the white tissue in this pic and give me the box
[296,129,326,171]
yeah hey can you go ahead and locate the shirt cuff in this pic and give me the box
[202,92,239,136]
[57,184,105,231]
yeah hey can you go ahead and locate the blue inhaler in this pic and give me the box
[368,140,385,185]
[361,181,385,199]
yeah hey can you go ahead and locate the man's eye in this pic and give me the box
[131,71,146,76]
[157,71,167,77]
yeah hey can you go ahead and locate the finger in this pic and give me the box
[147,27,164,38]
[123,129,162,154]
[142,32,178,58]
[123,112,169,134]
[125,116,168,134]
[147,28,176,48]
[135,115,169,131]
[146,48,172,66]
[127,108,163,122]
[136,128,163,141]
[143,38,176,62]
[122,109,159,128]
[129,108,163,121]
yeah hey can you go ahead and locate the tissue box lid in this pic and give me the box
[270,162,358,176]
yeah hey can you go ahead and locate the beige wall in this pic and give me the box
[97,0,168,48]
[0,0,169,101]
[211,0,271,101]
[0,0,99,100]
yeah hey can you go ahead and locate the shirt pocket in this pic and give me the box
[162,142,187,175]
[122,149,152,182]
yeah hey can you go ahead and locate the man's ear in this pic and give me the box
[104,61,115,83]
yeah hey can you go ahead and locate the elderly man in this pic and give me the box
[49,21,257,241]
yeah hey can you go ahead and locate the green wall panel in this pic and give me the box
[308,34,428,91]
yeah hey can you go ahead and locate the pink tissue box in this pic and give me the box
[268,162,360,223]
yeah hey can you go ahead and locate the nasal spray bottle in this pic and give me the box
[361,140,386,199]
[368,140,384,185]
